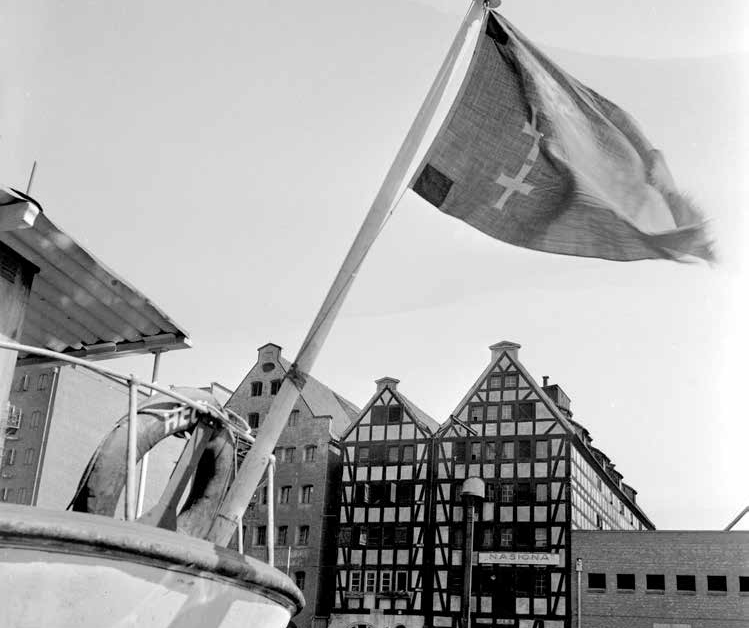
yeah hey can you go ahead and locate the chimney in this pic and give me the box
[489,340,521,362]
[542,376,549,387]
[375,376,400,393]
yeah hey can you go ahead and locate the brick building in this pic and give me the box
[329,340,653,628]
[571,530,749,628]
[1,364,184,512]
[225,343,360,628]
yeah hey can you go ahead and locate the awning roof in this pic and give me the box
[1,187,191,366]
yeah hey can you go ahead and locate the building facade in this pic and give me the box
[332,376,439,628]
[329,340,654,628]
[225,343,359,628]
[571,530,749,628]
[1,364,187,513]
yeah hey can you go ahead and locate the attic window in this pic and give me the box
[262,362,275,372]
[504,374,518,387]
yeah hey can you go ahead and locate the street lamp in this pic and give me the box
[460,477,485,628]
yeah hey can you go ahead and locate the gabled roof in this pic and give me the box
[1,187,190,365]
[278,357,359,438]
[342,381,439,440]
[447,341,655,529]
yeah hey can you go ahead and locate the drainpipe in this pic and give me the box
[576,557,583,628]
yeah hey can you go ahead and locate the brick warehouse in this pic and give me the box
[571,530,749,628]
[225,343,360,628]
[329,340,654,628]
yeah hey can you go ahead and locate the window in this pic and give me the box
[499,528,513,548]
[273,447,284,462]
[350,571,362,592]
[297,525,310,545]
[504,374,518,387]
[262,362,275,373]
[255,526,267,546]
[357,527,368,546]
[394,526,409,545]
[5,448,16,466]
[300,485,313,504]
[739,576,749,592]
[518,402,535,419]
[501,442,514,459]
[395,571,408,591]
[500,483,514,503]
[387,405,403,423]
[676,575,696,592]
[295,571,305,591]
[19,374,29,391]
[277,526,288,545]
[489,375,502,389]
[382,525,395,546]
[270,379,282,395]
[368,526,382,547]
[534,527,547,549]
[37,374,49,390]
[23,448,34,466]
[250,381,263,396]
[485,442,496,462]
[480,526,494,549]
[261,486,268,504]
[248,413,259,429]
[517,482,531,505]
[355,484,371,505]
[470,442,482,462]
[588,573,606,589]
[395,484,413,505]
[388,446,400,463]
[288,410,299,426]
[358,447,370,463]
[485,482,496,501]
[365,571,376,593]
[707,575,727,592]
[536,483,548,502]
[285,447,296,463]
[517,440,531,459]
[470,406,483,422]
[646,574,665,591]
[17,487,27,504]
[303,445,317,462]
[595,514,603,529]
[280,486,291,504]
[402,445,414,463]
[616,574,635,590]
[454,442,466,463]
[536,440,548,458]
[500,404,514,421]
[486,405,498,421]
[516,524,531,548]
[0,488,13,502]
[381,571,393,592]
[30,411,42,429]
[534,571,547,596]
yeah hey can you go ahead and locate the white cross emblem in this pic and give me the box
[494,106,543,211]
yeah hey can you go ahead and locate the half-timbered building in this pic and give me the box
[430,340,653,628]
[328,340,653,628]
[330,376,439,628]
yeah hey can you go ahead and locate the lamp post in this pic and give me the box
[460,477,485,628]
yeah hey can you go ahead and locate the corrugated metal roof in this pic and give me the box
[0,187,190,365]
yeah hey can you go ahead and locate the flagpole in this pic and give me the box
[206,0,487,547]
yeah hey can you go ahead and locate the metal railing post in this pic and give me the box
[266,454,276,565]
[125,376,139,521]
[136,350,163,517]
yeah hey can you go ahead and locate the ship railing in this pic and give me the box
[0,341,259,538]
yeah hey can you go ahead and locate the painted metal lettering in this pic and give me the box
[477,551,560,565]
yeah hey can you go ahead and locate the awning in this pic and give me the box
[0,187,191,366]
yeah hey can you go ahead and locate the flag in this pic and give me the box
[410,12,714,262]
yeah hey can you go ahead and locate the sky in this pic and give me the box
[2,0,747,530]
